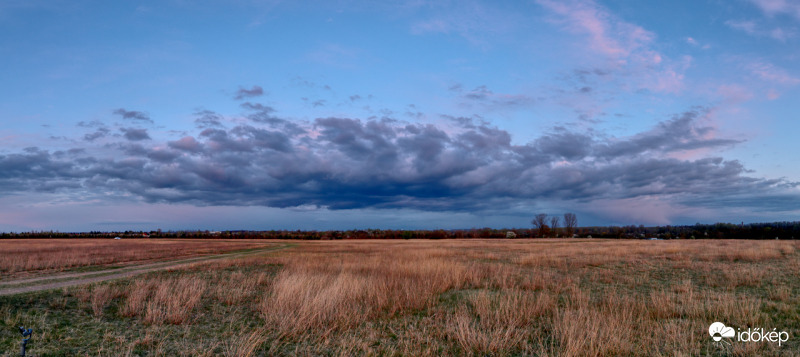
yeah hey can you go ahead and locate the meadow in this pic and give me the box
[0,239,271,279]
[1,238,798,356]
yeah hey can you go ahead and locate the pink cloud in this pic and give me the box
[588,197,710,226]
[645,68,684,94]
[748,0,800,19]
[725,19,795,41]
[769,27,794,41]
[409,1,519,47]
[536,0,653,61]
[536,0,685,94]
[717,84,755,104]
[686,37,711,49]
[168,136,202,152]
[747,61,800,85]
[725,19,757,34]
[767,88,781,100]
[713,59,798,103]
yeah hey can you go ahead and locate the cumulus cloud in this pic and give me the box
[168,136,203,153]
[193,110,225,129]
[594,110,741,158]
[113,108,152,123]
[84,127,110,142]
[0,106,795,221]
[234,85,264,100]
[120,128,151,141]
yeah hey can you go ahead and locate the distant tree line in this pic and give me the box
[1,221,798,240]
[531,213,578,237]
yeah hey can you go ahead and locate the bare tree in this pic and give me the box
[531,214,549,238]
[563,213,577,238]
[550,216,560,237]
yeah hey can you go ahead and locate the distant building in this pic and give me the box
[506,231,517,238]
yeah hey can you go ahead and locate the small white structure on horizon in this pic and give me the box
[506,231,517,238]
[114,237,121,240]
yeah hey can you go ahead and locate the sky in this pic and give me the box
[1,0,799,231]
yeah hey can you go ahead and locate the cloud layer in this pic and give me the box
[1,105,795,221]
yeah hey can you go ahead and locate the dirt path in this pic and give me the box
[0,243,293,296]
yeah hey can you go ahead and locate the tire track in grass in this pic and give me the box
[0,243,293,296]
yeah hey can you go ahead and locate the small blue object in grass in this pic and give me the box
[19,326,33,357]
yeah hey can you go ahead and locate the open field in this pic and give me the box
[1,239,799,356]
[0,243,291,296]
[0,239,274,280]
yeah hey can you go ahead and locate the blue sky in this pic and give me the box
[1,0,799,231]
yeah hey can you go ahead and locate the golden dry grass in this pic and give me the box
[247,239,797,355]
[258,246,475,337]
[0,238,269,277]
[3,238,798,356]
[143,276,207,325]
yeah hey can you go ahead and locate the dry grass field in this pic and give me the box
[0,239,271,279]
[1,239,798,356]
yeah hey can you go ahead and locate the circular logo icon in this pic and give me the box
[709,322,735,342]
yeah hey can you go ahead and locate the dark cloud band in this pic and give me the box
[2,108,796,216]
